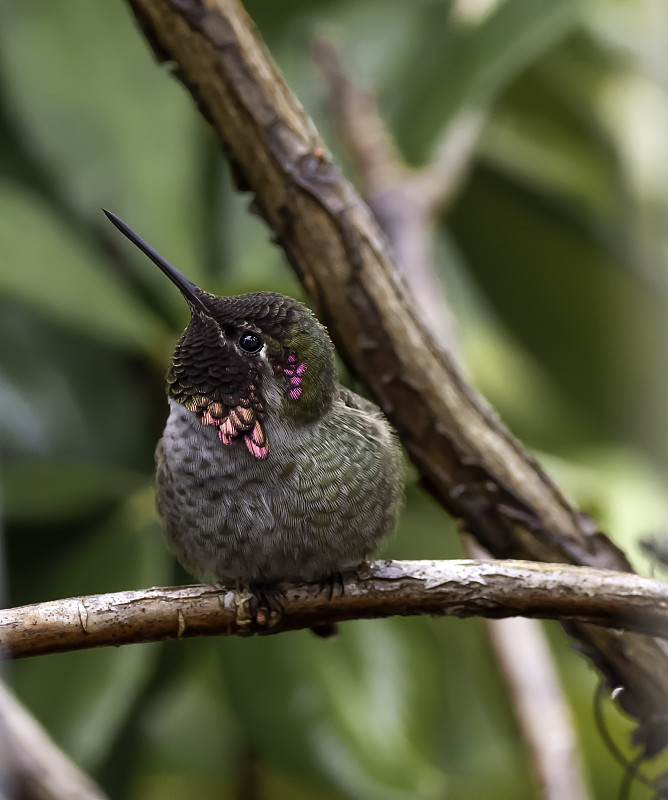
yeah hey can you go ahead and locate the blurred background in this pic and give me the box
[0,0,667,798]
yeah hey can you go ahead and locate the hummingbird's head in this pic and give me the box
[104,211,336,459]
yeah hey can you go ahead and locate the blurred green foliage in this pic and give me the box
[0,1,667,798]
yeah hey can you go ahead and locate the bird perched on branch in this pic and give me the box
[104,210,403,632]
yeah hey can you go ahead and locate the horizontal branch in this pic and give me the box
[2,560,667,659]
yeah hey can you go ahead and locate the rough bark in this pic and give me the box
[123,0,668,754]
[1,560,667,659]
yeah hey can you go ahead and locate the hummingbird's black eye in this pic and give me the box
[238,332,263,354]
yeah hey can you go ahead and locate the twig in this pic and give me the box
[0,682,108,800]
[312,37,483,215]
[125,0,668,753]
[1,560,667,660]
[313,35,484,348]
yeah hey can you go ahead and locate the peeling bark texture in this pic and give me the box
[124,0,668,754]
[1,560,668,660]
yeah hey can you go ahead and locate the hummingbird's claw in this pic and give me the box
[317,571,346,602]
[311,573,345,635]
[249,583,285,628]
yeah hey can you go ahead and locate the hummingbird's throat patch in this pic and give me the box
[187,395,270,460]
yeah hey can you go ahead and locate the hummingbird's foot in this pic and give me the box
[317,571,346,602]
[310,572,344,638]
[248,583,285,628]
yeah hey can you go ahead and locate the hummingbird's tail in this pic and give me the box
[310,623,339,638]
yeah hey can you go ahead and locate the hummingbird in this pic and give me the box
[104,210,404,629]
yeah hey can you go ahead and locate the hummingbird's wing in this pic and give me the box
[336,386,383,417]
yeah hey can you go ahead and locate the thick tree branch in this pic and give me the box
[124,0,668,753]
[1,560,667,660]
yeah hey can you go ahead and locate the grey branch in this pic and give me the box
[467,541,591,800]
[125,0,668,753]
[484,612,591,799]
[0,682,108,800]
[1,560,667,660]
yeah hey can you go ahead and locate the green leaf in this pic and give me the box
[2,460,145,525]
[0,1,210,302]
[0,301,159,463]
[483,53,624,220]
[135,652,237,797]
[0,184,167,351]
[389,0,584,162]
[305,622,447,800]
[211,618,448,800]
[446,162,662,443]
[542,447,668,570]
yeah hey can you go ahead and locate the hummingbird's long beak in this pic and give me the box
[103,210,209,315]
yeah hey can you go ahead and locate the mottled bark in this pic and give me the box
[1,560,667,659]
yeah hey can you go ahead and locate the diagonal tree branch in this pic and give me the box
[124,0,668,754]
[1,560,667,660]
